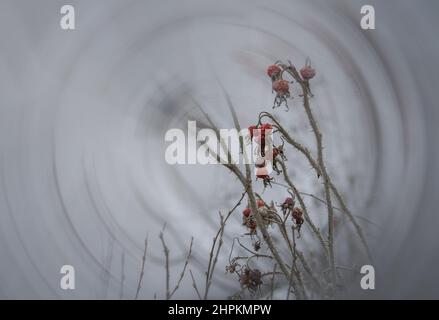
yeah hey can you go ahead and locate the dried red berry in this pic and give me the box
[266,65,281,78]
[247,219,257,230]
[243,207,251,217]
[257,199,265,208]
[240,268,262,292]
[272,79,289,94]
[279,196,295,215]
[292,207,304,235]
[226,263,237,273]
[292,207,303,220]
[300,66,316,80]
[256,168,273,187]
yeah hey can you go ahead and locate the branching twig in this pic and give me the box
[223,92,293,286]
[260,107,371,260]
[278,160,329,261]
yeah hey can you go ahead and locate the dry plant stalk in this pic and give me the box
[159,225,194,300]
[135,235,148,300]
[198,59,371,299]
[134,58,371,300]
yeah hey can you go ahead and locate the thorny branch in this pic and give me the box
[136,58,371,300]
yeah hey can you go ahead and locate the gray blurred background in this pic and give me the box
[0,0,438,299]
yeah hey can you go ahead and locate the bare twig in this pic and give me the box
[235,238,273,259]
[159,226,171,300]
[190,269,202,300]
[280,63,337,289]
[278,160,329,261]
[299,191,381,229]
[169,237,194,299]
[119,250,125,300]
[203,188,247,300]
[260,108,371,260]
[270,264,277,300]
[135,235,148,300]
[204,212,226,300]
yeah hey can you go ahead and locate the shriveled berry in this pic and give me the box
[272,79,289,94]
[256,168,273,188]
[300,66,316,80]
[292,207,303,220]
[266,65,281,78]
[247,220,257,230]
[257,199,265,208]
[285,197,294,205]
[243,207,251,217]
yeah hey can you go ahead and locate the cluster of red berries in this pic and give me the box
[278,197,304,234]
[242,199,265,234]
[267,64,291,109]
[280,197,295,215]
[266,61,316,109]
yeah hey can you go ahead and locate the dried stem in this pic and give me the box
[278,159,329,261]
[203,188,247,299]
[119,250,125,300]
[199,95,294,287]
[135,235,148,300]
[329,181,373,260]
[189,269,202,300]
[204,212,226,300]
[286,64,337,288]
[259,109,371,260]
[223,92,295,291]
[159,227,170,300]
[270,264,277,300]
[169,237,194,299]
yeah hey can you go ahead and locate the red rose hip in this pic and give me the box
[266,65,281,79]
[243,207,251,217]
[272,79,289,94]
[300,66,316,80]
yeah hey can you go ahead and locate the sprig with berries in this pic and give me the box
[192,59,370,300]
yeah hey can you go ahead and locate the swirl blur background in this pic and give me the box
[0,0,438,299]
